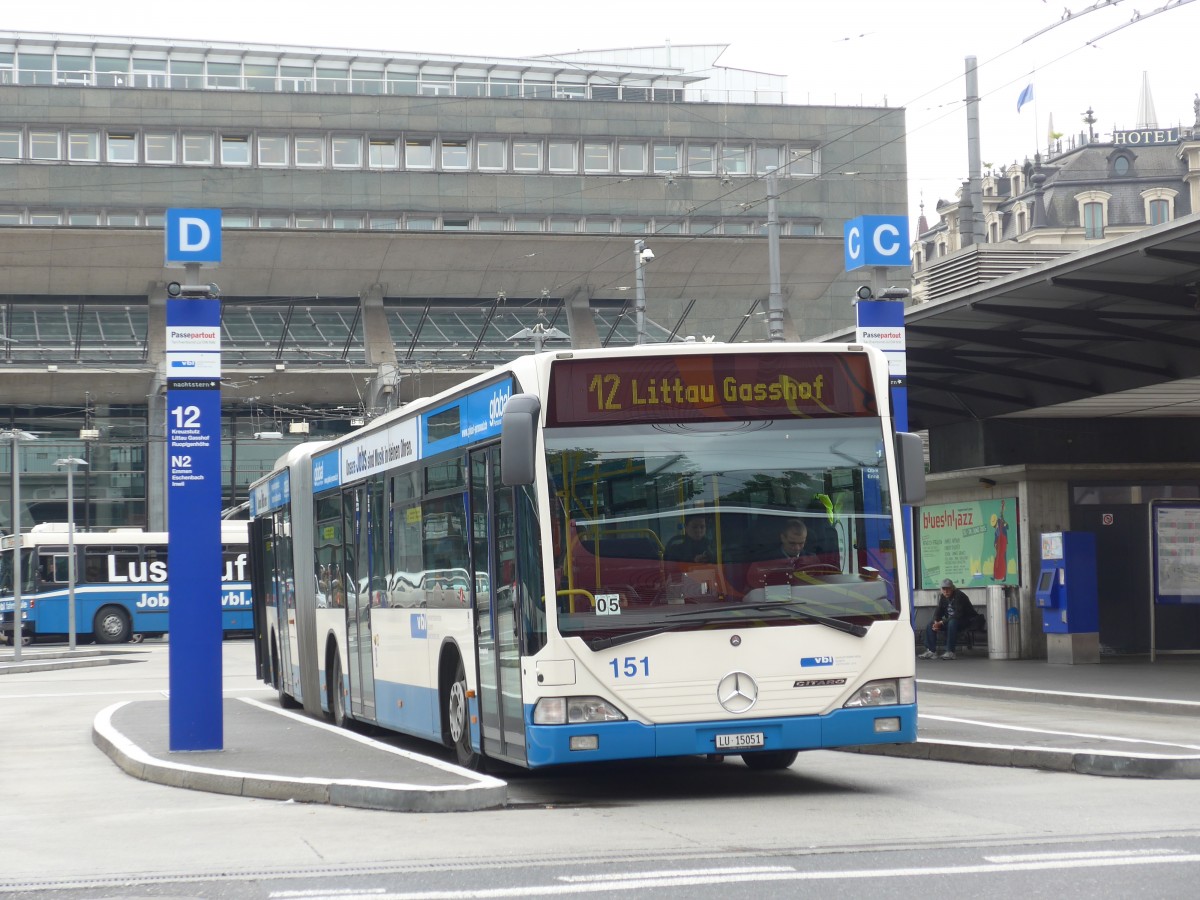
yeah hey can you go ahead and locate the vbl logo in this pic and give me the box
[410,613,428,638]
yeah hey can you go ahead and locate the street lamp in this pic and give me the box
[54,458,88,651]
[633,240,654,345]
[3,429,38,663]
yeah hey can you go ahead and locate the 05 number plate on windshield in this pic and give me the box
[715,731,764,750]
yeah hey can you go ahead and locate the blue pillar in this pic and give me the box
[166,298,224,751]
[855,297,914,608]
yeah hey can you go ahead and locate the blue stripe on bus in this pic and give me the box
[371,680,441,741]
[18,583,254,634]
[523,703,917,768]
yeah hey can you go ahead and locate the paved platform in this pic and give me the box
[0,645,147,674]
[10,643,1195,813]
[93,696,507,812]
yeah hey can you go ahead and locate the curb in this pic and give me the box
[846,739,1200,779]
[92,700,508,813]
[0,654,143,675]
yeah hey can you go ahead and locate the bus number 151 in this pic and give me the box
[609,656,649,678]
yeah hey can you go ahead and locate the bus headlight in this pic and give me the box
[842,677,915,708]
[533,696,627,725]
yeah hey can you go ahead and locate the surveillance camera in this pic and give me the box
[879,287,911,301]
[640,248,655,261]
[166,282,220,299]
[855,285,874,301]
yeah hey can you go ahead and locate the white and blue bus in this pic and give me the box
[248,343,925,770]
[0,521,251,644]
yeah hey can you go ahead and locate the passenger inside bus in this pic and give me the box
[663,514,734,602]
[743,519,836,591]
[663,514,714,564]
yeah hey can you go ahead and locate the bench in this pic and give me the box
[914,608,988,653]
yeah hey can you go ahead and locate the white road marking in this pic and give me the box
[984,849,1184,864]
[557,866,794,882]
[240,697,505,787]
[922,713,1200,751]
[270,853,1200,899]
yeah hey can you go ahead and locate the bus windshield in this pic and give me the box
[0,549,37,596]
[545,417,899,647]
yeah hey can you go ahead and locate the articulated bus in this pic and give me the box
[0,521,251,644]
[248,344,925,770]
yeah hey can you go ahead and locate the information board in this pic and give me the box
[1151,500,1200,604]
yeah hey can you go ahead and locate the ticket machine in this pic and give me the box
[1036,531,1099,664]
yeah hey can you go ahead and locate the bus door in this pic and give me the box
[345,484,377,720]
[469,446,525,764]
[248,516,272,682]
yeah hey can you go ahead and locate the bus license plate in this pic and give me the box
[715,732,764,750]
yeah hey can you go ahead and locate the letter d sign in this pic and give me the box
[844,215,909,271]
[165,208,222,266]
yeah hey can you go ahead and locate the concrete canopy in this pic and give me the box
[0,230,845,303]
[824,213,1200,431]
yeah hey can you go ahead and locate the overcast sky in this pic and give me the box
[7,0,1199,239]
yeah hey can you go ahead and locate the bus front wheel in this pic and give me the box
[93,606,131,644]
[446,659,481,770]
[327,652,347,727]
[741,750,798,771]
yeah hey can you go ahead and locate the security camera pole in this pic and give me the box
[163,208,224,751]
[634,239,651,344]
[766,167,785,342]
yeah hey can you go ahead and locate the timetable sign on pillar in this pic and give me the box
[164,232,224,750]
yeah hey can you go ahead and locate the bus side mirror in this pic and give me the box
[501,393,542,486]
[895,432,926,506]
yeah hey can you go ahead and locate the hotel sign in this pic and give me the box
[1113,128,1179,145]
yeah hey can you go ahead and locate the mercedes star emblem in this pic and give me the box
[717,670,759,714]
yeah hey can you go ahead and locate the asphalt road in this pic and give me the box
[3,640,1199,899]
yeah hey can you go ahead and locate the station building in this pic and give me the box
[0,31,908,532]
[884,91,1200,658]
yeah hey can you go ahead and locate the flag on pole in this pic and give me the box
[1017,83,1034,112]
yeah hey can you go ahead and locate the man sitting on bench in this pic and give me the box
[919,579,978,660]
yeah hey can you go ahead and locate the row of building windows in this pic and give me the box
[1,62,689,103]
[0,127,819,177]
[915,191,1176,267]
[0,208,822,236]
[0,50,687,98]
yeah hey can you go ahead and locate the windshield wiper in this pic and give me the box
[586,624,680,650]
[739,601,870,637]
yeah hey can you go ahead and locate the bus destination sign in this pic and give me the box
[547,352,877,426]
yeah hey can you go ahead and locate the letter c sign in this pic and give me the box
[844,215,909,271]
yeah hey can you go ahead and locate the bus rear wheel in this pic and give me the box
[93,606,131,644]
[741,750,798,771]
[446,659,481,770]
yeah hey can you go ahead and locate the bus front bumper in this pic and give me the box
[524,703,917,768]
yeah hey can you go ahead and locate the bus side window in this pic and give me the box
[84,548,109,583]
